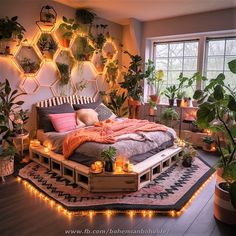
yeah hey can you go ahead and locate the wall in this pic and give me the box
[0,0,123,130]
[142,7,236,59]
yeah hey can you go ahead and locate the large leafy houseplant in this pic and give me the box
[0,79,25,161]
[193,59,236,220]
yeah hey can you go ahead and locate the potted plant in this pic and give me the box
[20,57,40,74]
[181,143,197,167]
[120,51,145,119]
[160,107,179,127]
[11,109,29,136]
[145,59,164,104]
[59,16,79,48]
[0,79,25,178]
[104,89,128,117]
[202,136,215,152]
[101,146,117,172]
[163,85,178,106]
[0,16,26,54]
[56,63,71,85]
[90,24,108,51]
[176,91,185,107]
[75,36,95,61]
[75,8,96,34]
[193,58,236,225]
[148,100,156,116]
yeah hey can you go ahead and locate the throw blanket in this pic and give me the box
[63,119,168,159]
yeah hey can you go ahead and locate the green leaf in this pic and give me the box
[231,124,236,137]
[5,80,11,95]
[228,95,236,111]
[15,101,24,106]
[193,89,203,100]
[213,85,224,100]
[216,73,225,84]
[228,59,236,74]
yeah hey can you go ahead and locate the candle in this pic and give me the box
[30,139,40,147]
[95,161,103,170]
[123,161,130,172]
[115,156,124,168]
[44,147,50,153]
[128,164,134,173]
[115,166,123,173]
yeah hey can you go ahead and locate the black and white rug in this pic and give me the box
[18,158,214,211]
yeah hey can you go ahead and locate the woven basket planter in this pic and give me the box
[0,156,14,177]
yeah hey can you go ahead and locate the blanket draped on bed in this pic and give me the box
[63,119,168,159]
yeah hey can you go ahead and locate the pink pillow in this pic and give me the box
[48,113,77,132]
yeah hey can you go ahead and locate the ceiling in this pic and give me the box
[54,0,236,25]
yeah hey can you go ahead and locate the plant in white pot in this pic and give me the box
[193,58,236,225]
[0,79,25,180]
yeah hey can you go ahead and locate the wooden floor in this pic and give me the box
[0,151,235,236]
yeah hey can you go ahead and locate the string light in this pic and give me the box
[16,173,215,218]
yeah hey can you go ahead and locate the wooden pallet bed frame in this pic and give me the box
[30,95,183,192]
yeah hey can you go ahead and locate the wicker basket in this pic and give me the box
[0,156,14,177]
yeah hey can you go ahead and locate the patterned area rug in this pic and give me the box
[18,158,214,211]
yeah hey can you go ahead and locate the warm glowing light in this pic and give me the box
[129,210,135,217]
[115,166,123,174]
[30,139,41,147]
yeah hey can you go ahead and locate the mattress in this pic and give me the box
[37,122,176,167]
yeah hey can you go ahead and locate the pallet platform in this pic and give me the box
[29,145,183,192]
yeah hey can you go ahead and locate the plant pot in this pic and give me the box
[104,161,114,172]
[168,99,174,106]
[216,167,224,183]
[149,107,155,116]
[150,95,160,104]
[61,38,70,48]
[128,99,141,119]
[214,182,236,225]
[0,156,14,177]
[176,99,182,107]
[182,157,193,167]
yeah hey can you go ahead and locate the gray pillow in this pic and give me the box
[37,103,74,132]
[95,103,116,121]
[73,101,100,111]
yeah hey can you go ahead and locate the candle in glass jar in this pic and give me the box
[115,166,123,173]
[95,161,103,170]
[115,156,124,168]
[44,147,50,153]
[128,164,134,173]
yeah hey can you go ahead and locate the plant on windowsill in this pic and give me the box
[101,146,117,172]
[0,79,25,178]
[120,51,145,119]
[163,85,178,106]
[193,58,236,225]
[145,59,164,104]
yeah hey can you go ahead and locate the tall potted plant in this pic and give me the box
[0,79,25,178]
[193,58,236,225]
[145,59,164,104]
[120,51,145,119]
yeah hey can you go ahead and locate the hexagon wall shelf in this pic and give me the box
[19,77,40,94]
[102,41,117,61]
[36,33,58,60]
[92,51,107,74]
[14,45,42,76]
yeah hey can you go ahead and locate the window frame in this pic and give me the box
[145,29,236,101]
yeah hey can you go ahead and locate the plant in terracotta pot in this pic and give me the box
[120,51,145,119]
[0,79,25,179]
[148,100,157,116]
[101,146,117,172]
[160,107,179,127]
[163,85,178,106]
[145,59,164,104]
[193,58,236,225]
[59,16,79,48]
[202,136,215,152]
[181,142,197,167]
[176,90,185,107]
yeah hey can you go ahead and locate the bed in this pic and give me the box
[30,95,182,192]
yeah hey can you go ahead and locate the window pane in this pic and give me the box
[184,58,197,70]
[155,58,168,70]
[155,44,168,57]
[184,42,198,56]
[224,72,236,87]
[208,40,225,56]
[226,39,236,55]
[206,71,222,80]
[168,71,182,84]
[169,58,183,70]
[207,57,224,70]
[169,43,183,57]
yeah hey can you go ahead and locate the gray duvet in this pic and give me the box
[44,123,176,166]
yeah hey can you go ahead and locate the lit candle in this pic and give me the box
[123,161,130,172]
[115,166,123,173]
[30,139,40,147]
[128,164,134,173]
[115,156,124,168]
[95,161,103,170]
[44,147,50,153]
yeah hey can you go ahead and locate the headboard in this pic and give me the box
[36,95,96,108]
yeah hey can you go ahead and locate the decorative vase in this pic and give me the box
[168,99,174,106]
[176,99,182,107]
[0,156,14,177]
[104,161,113,172]
[214,182,236,225]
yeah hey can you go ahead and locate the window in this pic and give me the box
[153,40,199,97]
[205,37,236,88]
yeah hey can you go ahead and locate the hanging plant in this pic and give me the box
[56,62,71,85]
[90,24,108,51]
[106,60,119,85]
[75,36,95,61]
[20,57,40,74]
